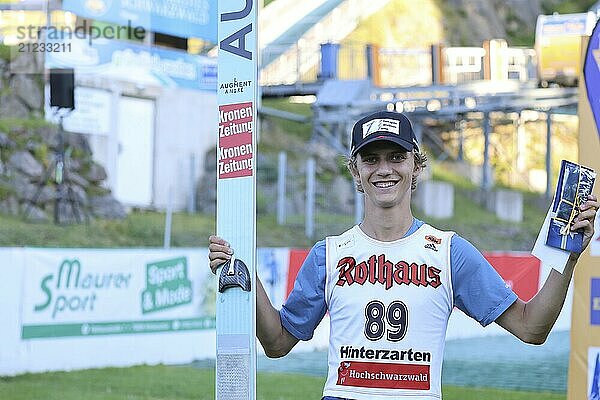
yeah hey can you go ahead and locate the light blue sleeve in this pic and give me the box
[279,240,327,340]
[451,235,518,326]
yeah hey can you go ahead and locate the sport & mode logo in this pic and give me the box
[141,257,193,314]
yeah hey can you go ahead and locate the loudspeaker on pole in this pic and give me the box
[49,68,75,110]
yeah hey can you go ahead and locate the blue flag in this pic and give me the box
[584,20,600,140]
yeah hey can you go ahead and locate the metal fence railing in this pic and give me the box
[260,42,538,88]
[257,151,360,240]
[377,47,432,87]
[443,47,486,84]
[261,43,321,86]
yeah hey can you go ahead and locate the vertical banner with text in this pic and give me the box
[584,21,600,140]
[216,1,258,400]
[568,35,600,400]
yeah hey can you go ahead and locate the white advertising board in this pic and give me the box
[1,247,566,376]
[21,248,213,339]
[0,247,215,375]
[62,87,113,136]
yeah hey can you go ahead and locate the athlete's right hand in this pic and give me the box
[208,235,234,274]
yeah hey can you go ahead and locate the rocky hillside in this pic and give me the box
[344,0,597,47]
[443,0,597,46]
[0,49,126,223]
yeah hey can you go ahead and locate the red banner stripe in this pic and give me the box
[336,361,430,390]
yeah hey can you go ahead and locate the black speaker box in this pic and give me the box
[49,68,75,110]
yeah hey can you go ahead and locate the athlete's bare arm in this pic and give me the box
[495,195,598,344]
[208,235,299,357]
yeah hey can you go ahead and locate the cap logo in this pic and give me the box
[362,118,400,138]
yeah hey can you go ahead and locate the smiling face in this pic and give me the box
[351,141,421,210]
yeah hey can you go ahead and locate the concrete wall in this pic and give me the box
[77,78,217,211]
[154,88,217,210]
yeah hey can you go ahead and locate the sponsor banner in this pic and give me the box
[592,216,600,256]
[484,253,540,301]
[287,249,310,297]
[60,87,112,136]
[536,12,596,83]
[336,361,430,390]
[45,37,217,92]
[570,46,600,400]
[592,278,600,326]
[589,347,600,400]
[218,102,253,179]
[584,20,600,139]
[257,248,290,309]
[46,87,112,136]
[22,317,215,339]
[21,248,214,339]
[62,0,217,42]
[287,250,541,302]
[141,257,193,314]
[539,13,592,36]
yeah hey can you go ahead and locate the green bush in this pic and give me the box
[32,143,49,167]
[0,44,13,61]
[0,118,52,134]
[0,181,15,200]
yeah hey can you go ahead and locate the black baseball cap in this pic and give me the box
[350,111,419,156]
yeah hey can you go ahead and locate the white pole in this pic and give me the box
[305,158,315,238]
[355,190,363,225]
[163,187,172,249]
[188,153,196,214]
[277,151,286,225]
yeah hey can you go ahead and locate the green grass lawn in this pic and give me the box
[0,365,566,400]
[0,211,215,248]
[0,210,321,248]
[0,184,545,251]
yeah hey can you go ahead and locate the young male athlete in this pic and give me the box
[208,110,599,400]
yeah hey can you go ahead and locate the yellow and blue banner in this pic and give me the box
[584,20,600,139]
[568,34,600,400]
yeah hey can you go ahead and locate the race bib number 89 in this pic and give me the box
[364,300,408,342]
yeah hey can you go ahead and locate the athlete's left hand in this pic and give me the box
[572,194,599,253]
